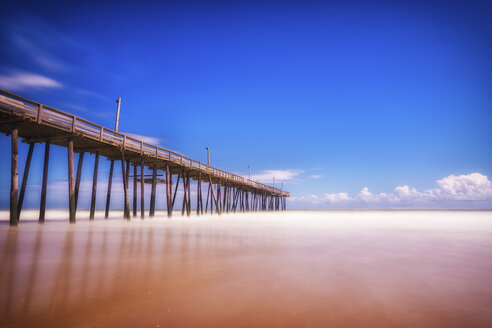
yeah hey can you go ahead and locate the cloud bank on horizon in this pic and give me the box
[289,173,492,209]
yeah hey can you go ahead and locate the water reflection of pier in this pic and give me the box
[0,219,255,327]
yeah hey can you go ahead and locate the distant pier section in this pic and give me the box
[0,89,289,226]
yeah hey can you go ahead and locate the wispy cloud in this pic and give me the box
[61,103,112,119]
[124,132,163,146]
[310,175,323,179]
[249,169,304,183]
[0,71,62,91]
[290,173,492,209]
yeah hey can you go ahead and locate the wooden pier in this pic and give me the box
[0,89,289,226]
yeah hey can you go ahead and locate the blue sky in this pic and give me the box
[0,0,491,209]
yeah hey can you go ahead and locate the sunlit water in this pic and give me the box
[1,210,492,327]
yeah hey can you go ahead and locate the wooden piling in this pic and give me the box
[205,181,210,214]
[150,164,157,217]
[120,152,130,219]
[133,164,137,217]
[166,164,172,217]
[140,158,145,219]
[186,173,191,216]
[67,138,76,223]
[172,173,180,209]
[10,127,18,226]
[197,172,202,216]
[181,170,187,216]
[89,152,99,220]
[105,160,114,218]
[74,152,84,211]
[39,142,50,223]
[209,177,220,214]
[18,142,34,219]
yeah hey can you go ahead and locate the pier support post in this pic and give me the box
[105,160,114,218]
[121,152,130,219]
[10,127,18,226]
[172,172,180,210]
[181,169,188,215]
[89,152,99,220]
[140,159,145,219]
[205,180,211,214]
[18,142,34,220]
[74,152,84,211]
[68,138,76,223]
[197,172,201,216]
[166,164,172,217]
[133,164,137,217]
[150,164,157,217]
[209,177,220,214]
[39,142,50,223]
[187,173,191,216]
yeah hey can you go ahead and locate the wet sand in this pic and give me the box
[1,210,492,327]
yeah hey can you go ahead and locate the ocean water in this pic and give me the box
[1,210,492,327]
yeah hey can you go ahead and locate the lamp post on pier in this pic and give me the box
[205,147,210,167]
[115,97,121,132]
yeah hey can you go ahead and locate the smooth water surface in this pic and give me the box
[1,210,492,327]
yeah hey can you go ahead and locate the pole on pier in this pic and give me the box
[89,151,99,220]
[115,97,121,132]
[68,138,76,223]
[140,158,145,219]
[105,160,114,218]
[10,127,18,226]
[150,164,157,217]
[121,152,130,219]
[39,142,50,223]
[18,142,34,220]
[166,164,172,217]
[74,152,84,211]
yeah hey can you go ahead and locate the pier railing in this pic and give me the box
[0,89,287,196]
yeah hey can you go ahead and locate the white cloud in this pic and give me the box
[249,169,304,183]
[290,173,492,209]
[324,192,351,203]
[310,175,323,179]
[124,132,162,146]
[0,71,62,91]
[430,173,492,201]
